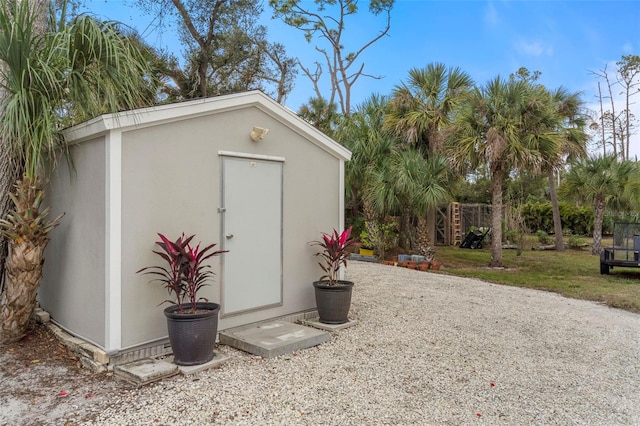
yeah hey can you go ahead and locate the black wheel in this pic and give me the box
[600,262,610,275]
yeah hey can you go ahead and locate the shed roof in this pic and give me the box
[63,90,351,161]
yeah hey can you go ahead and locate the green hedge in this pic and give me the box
[520,202,593,235]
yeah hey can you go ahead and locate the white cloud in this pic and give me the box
[622,42,634,54]
[484,2,499,27]
[514,39,554,57]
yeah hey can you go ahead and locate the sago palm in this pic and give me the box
[0,0,154,343]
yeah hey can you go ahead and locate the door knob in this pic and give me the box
[226,233,234,239]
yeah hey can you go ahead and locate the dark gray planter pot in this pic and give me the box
[313,280,353,324]
[164,302,220,366]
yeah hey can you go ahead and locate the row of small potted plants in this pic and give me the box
[381,259,442,271]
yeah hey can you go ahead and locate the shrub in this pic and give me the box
[520,201,593,236]
[536,230,551,245]
[520,202,553,233]
[558,203,593,235]
[567,233,584,249]
[360,218,398,258]
[503,228,519,245]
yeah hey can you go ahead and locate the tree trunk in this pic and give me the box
[548,168,565,251]
[592,196,606,255]
[361,198,378,253]
[416,215,435,261]
[489,166,503,267]
[0,175,60,344]
[398,207,412,250]
[0,240,46,343]
[426,206,436,247]
[597,82,606,156]
[0,160,23,293]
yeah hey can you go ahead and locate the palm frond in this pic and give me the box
[0,0,155,179]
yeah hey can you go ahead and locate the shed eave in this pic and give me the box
[62,91,351,161]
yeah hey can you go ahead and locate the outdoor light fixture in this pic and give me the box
[250,126,269,142]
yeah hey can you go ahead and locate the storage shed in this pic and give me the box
[40,90,351,361]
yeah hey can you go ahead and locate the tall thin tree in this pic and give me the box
[544,87,587,250]
[617,55,640,159]
[271,0,394,115]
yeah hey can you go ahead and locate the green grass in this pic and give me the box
[432,239,640,313]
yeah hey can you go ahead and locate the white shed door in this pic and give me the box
[221,156,283,316]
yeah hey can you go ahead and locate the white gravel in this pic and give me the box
[83,262,639,424]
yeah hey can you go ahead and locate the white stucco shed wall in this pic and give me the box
[41,137,107,347]
[40,91,350,354]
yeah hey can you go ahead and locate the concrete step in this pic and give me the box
[219,320,330,358]
[114,352,232,385]
[114,358,179,386]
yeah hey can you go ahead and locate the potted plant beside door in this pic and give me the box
[309,227,360,324]
[138,233,227,366]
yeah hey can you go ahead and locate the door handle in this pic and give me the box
[226,233,234,239]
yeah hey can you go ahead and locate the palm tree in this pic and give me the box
[395,151,452,259]
[364,149,452,259]
[385,63,472,251]
[0,0,154,343]
[385,63,473,154]
[561,155,640,255]
[449,77,551,267]
[0,0,47,299]
[543,87,587,251]
[298,96,341,137]
[505,69,585,251]
[335,94,396,249]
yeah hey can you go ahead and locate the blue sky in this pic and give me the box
[84,0,639,154]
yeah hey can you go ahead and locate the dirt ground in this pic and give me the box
[0,321,133,426]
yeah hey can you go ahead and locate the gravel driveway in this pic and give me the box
[6,261,640,424]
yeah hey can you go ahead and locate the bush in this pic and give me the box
[503,228,519,245]
[348,217,366,242]
[520,201,593,236]
[558,203,593,235]
[359,218,398,258]
[536,230,551,245]
[567,233,584,249]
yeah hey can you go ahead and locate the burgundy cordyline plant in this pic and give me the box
[137,233,227,313]
[309,226,360,285]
